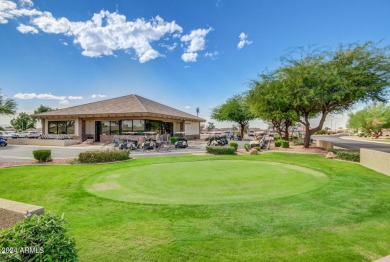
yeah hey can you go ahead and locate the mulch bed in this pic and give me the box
[0,158,75,168]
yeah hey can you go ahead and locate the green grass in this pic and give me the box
[85,160,329,205]
[1,153,390,261]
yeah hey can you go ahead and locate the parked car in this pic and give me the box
[0,131,17,140]
[0,138,7,147]
[27,131,41,138]
[17,131,41,138]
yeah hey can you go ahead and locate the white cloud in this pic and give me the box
[68,96,83,100]
[237,32,252,49]
[19,0,33,7]
[0,2,192,63]
[59,100,69,105]
[185,105,191,109]
[16,23,38,34]
[91,94,107,98]
[159,42,177,52]
[14,93,66,100]
[204,51,219,60]
[180,27,213,62]
[181,52,198,62]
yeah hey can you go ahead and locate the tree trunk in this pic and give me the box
[303,124,311,148]
[240,123,246,138]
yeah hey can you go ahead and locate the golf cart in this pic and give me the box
[206,132,225,146]
[118,132,140,150]
[174,132,188,148]
[141,132,159,151]
[249,131,270,149]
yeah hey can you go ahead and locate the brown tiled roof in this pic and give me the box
[32,95,205,122]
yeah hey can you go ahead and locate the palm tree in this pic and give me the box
[0,90,17,116]
[196,107,200,116]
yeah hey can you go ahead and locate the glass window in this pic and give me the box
[133,120,145,132]
[67,121,75,134]
[58,121,67,134]
[48,121,57,134]
[101,121,110,135]
[145,120,161,133]
[110,121,120,135]
[121,120,133,134]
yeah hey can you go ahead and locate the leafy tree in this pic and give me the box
[211,94,256,137]
[347,103,390,138]
[0,90,17,116]
[247,77,297,140]
[249,42,390,147]
[10,112,36,131]
[206,122,215,132]
[196,107,200,116]
[34,104,54,114]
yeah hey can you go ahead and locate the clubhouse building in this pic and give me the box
[33,94,205,142]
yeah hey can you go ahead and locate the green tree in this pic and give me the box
[10,112,36,131]
[249,42,390,147]
[248,76,297,140]
[206,122,215,132]
[0,90,17,116]
[211,94,256,137]
[347,103,390,138]
[34,104,54,114]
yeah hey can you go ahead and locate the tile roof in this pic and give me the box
[33,94,205,122]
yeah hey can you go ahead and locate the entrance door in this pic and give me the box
[95,121,102,142]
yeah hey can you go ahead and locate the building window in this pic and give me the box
[121,120,133,134]
[145,120,161,133]
[133,120,145,132]
[48,121,75,134]
[101,121,110,135]
[110,121,120,134]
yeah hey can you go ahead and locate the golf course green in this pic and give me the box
[84,160,329,204]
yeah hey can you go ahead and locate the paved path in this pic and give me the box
[313,135,390,153]
[0,144,207,163]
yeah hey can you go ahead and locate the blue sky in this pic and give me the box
[1,0,389,128]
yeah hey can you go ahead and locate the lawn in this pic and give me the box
[1,153,390,261]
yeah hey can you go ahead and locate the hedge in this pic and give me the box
[170,136,178,144]
[78,149,130,163]
[329,149,360,162]
[281,140,289,148]
[33,150,51,163]
[275,141,282,147]
[244,143,251,151]
[229,142,238,152]
[206,146,236,155]
[0,213,77,261]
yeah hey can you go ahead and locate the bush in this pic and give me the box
[32,150,51,163]
[206,146,236,155]
[244,143,251,152]
[170,136,178,144]
[0,213,77,261]
[275,140,282,147]
[293,139,304,146]
[253,146,261,152]
[249,149,259,155]
[281,140,289,148]
[229,142,238,152]
[78,149,130,163]
[328,149,360,162]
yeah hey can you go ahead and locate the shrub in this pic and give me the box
[170,136,178,144]
[244,143,251,152]
[293,139,304,146]
[206,146,236,155]
[275,140,282,147]
[249,149,259,155]
[78,149,130,163]
[274,134,280,140]
[253,146,261,152]
[281,140,290,148]
[0,213,77,261]
[229,142,238,152]
[328,149,360,162]
[33,150,51,163]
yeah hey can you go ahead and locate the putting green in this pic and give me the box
[84,160,329,205]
